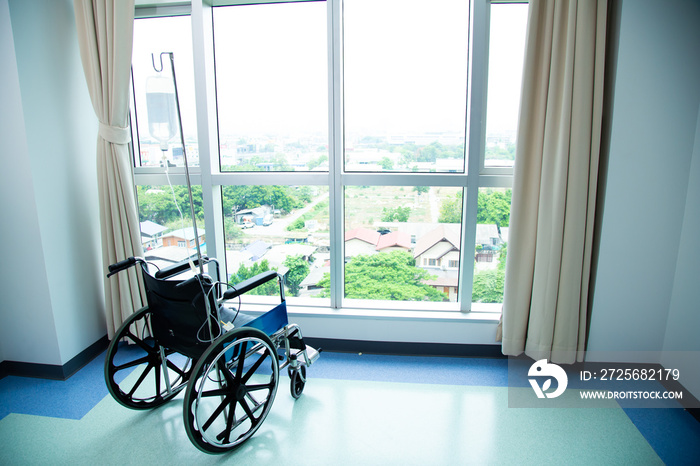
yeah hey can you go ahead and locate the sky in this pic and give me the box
[131,0,528,143]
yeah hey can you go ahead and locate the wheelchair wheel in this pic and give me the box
[105,307,193,410]
[183,327,279,453]
[289,365,306,399]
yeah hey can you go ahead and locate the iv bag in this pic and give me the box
[146,73,178,151]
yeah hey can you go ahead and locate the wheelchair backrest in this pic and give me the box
[140,264,219,360]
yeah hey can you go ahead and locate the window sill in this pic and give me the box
[232,302,501,323]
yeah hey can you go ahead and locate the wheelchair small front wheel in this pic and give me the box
[183,327,279,454]
[104,307,193,410]
[289,365,306,399]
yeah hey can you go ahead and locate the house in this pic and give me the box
[413,225,461,270]
[475,224,502,263]
[344,227,380,257]
[375,230,412,253]
[140,220,167,250]
[161,227,205,249]
[234,206,268,226]
[413,225,461,300]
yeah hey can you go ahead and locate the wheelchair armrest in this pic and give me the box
[224,271,279,299]
[155,256,212,279]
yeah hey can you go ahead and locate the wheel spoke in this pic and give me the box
[165,358,188,379]
[245,383,274,392]
[202,395,232,431]
[241,349,270,384]
[200,387,231,398]
[112,354,151,372]
[219,403,237,444]
[126,331,156,354]
[239,398,259,426]
[235,341,247,379]
[154,361,162,395]
[127,362,154,398]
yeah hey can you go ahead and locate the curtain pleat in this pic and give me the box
[500,0,607,364]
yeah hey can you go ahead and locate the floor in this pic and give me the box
[1,351,700,465]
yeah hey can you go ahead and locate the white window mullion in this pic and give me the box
[459,0,490,311]
[191,0,225,279]
[328,0,344,309]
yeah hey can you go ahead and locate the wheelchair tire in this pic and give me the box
[183,327,279,454]
[104,307,193,410]
[288,365,306,399]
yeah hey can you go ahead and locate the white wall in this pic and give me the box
[588,0,700,361]
[0,0,61,365]
[661,104,700,397]
[0,0,106,366]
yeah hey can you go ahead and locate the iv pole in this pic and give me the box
[153,52,205,276]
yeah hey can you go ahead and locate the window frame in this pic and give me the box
[131,0,520,316]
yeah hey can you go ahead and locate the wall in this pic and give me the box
[0,0,106,367]
[0,0,61,365]
[661,105,700,398]
[588,0,700,365]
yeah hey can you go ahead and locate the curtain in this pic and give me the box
[74,0,145,339]
[500,0,607,364]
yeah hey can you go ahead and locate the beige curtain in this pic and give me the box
[74,0,145,339]
[500,0,607,364]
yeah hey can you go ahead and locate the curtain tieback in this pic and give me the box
[99,121,131,144]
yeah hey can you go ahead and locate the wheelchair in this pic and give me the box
[103,255,320,454]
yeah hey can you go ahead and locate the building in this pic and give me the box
[139,220,167,250]
[161,227,205,249]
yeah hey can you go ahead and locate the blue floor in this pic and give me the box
[1,351,699,465]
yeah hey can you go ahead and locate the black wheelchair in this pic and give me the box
[104,255,320,454]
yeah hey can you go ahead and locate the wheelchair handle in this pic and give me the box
[107,257,139,278]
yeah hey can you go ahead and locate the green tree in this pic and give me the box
[223,217,243,242]
[381,206,411,222]
[317,251,446,301]
[379,157,394,170]
[229,260,278,296]
[471,269,505,303]
[413,186,429,195]
[137,185,204,226]
[477,189,512,228]
[438,191,462,223]
[284,255,309,297]
[472,242,507,304]
[222,185,306,217]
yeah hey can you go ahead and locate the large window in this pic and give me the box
[130,0,528,313]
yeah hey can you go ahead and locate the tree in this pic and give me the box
[381,206,411,222]
[379,157,393,170]
[221,185,306,217]
[477,189,512,228]
[413,186,429,195]
[229,260,278,296]
[137,185,204,226]
[472,242,507,304]
[317,251,447,301]
[284,255,309,297]
[439,191,463,223]
[471,269,505,303]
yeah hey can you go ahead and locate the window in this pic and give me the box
[131,0,528,313]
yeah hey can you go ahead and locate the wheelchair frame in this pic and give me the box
[104,256,320,454]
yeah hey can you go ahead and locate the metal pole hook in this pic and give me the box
[151,52,172,73]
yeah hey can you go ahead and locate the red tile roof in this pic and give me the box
[376,231,412,251]
[345,227,381,245]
